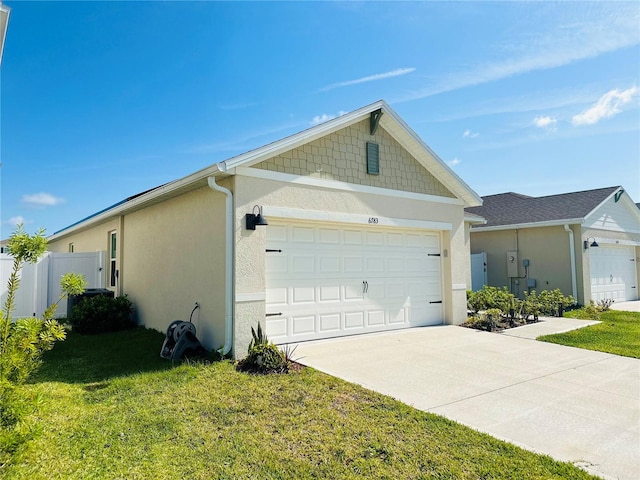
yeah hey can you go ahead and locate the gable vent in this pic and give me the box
[366,142,380,175]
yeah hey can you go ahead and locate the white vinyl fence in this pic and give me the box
[0,251,106,319]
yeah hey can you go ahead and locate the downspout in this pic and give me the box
[207,176,234,356]
[564,224,578,301]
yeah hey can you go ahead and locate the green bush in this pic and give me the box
[564,300,602,320]
[1,225,85,458]
[237,343,288,374]
[538,289,575,317]
[69,295,134,334]
[236,323,288,374]
[467,286,513,315]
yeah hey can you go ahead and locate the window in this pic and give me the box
[366,142,380,175]
[109,231,117,287]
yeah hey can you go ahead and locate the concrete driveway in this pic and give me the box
[292,321,640,480]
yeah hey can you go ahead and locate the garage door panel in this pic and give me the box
[319,314,341,332]
[345,312,365,329]
[344,257,364,273]
[292,256,315,273]
[292,286,315,304]
[389,308,407,324]
[266,317,287,338]
[292,226,315,243]
[344,284,364,301]
[366,256,385,272]
[319,285,340,302]
[367,282,385,298]
[409,303,443,326]
[367,310,385,327]
[387,282,405,298]
[266,255,287,274]
[366,231,385,246]
[319,228,340,244]
[266,287,288,305]
[387,233,403,246]
[344,230,363,245]
[266,222,443,343]
[319,256,340,273]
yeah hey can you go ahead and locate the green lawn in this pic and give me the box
[538,309,640,358]
[2,328,597,479]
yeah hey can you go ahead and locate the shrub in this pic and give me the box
[69,295,134,334]
[1,225,85,459]
[538,289,575,317]
[467,286,513,315]
[598,298,614,311]
[236,323,289,374]
[238,343,288,374]
[565,300,602,320]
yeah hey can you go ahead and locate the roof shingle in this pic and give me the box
[466,186,620,228]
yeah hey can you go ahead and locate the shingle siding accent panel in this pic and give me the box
[254,119,455,198]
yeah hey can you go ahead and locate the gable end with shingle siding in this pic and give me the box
[254,119,455,198]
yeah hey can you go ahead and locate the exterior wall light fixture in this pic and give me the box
[246,205,268,230]
[583,237,599,251]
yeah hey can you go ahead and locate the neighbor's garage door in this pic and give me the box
[265,221,443,344]
[590,245,637,302]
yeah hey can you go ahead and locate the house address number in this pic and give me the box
[368,217,379,224]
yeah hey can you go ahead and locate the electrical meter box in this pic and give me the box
[506,250,519,277]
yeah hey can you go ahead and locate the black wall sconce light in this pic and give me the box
[246,205,268,230]
[583,237,599,250]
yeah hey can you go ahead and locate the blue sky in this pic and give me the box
[1,1,639,237]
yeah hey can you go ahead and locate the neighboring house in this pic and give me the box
[47,100,482,356]
[466,186,640,305]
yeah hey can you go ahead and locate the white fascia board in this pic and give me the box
[222,100,386,171]
[471,218,584,232]
[266,206,452,231]
[49,164,224,240]
[235,166,463,205]
[584,187,620,221]
[378,108,482,208]
[584,188,640,228]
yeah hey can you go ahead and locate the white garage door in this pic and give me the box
[265,221,443,344]
[590,245,637,302]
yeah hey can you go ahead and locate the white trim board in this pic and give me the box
[265,206,452,231]
[235,166,464,206]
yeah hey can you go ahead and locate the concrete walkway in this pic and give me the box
[610,300,640,313]
[293,324,640,480]
[501,316,600,339]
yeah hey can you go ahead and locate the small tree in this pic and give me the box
[1,225,86,437]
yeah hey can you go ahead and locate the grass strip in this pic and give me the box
[539,310,640,358]
[2,328,597,479]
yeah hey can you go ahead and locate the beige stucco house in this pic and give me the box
[466,187,640,305]
[48,100,482,356]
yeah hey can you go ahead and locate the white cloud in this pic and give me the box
[320,68,416,92]
[572,86,639,126]
[448,157,461,167]
[22,192,65,207]
[396,5,640,102]
[7,216,27,227]
[310,110,347,126]
[533,115,557,129]
[311,114,335,125]
[463,129,479,138]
